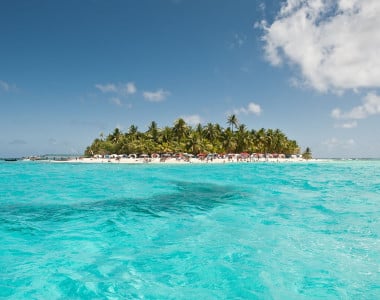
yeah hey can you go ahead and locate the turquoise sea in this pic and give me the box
[1,160,379,299]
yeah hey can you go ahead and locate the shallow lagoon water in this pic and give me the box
[1,161,379,299]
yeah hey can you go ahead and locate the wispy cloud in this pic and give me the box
[95,82,137,96]
[260,0,380,93]
[0,80,16,92]
[143,89,170,102]
[125,82,136,95]
[95,83,117,93]
[230,33,247,49]
[0,80,10,91]
[182,114,202,126]
[234,102,262,116]
[335,121,358,129]
[322,137,355,151]
[331,92,380,121]
[258,2,265,12]
[109,97,122,107]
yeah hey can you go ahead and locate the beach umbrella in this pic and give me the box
[240,152,250,158]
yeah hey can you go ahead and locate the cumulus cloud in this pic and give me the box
[331,92,380,120]
[143,89,170,102]
[95,82,136,96]
[234,102,262,116]
[182,114,202,126]
[260,0,380,92]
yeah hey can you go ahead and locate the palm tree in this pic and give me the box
[195,123,203,137]
[147,121,159,142]
[227,114,239,132]
[173,118,188,142]
[222,128,237,153]
[128,125,138,135]
[203,123,216,141]
[255,128,267,153]
[109,128,122,144]
[160,126,173,143]
[186,131,202,154]
[302,147,312,159]
[236,124,249,152]
[266,129,274,153]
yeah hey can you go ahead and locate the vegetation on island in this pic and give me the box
[85,115,305,157]
[302,147,312,160]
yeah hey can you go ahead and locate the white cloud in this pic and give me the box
[182,114,202,126]
[258,2,266,12]
[109,97,122,106]
[143,89,170,102]
[95,82,137,96]
[261,0,380,92]
[335,121,358,129]
[95,83,117,93]
[126,82,136,95]
[234,102,262,116]
[322,137,355,150]
[331,92,380,120]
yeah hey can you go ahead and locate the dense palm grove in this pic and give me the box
[84,115,301,157]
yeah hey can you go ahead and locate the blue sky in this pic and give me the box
[1,0,380,158]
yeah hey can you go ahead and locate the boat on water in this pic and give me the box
[4,158,18,161]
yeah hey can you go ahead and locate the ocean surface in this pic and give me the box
[1,160,379,299]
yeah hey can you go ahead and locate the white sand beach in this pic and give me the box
[55,155,311,164]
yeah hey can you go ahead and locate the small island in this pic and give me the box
[83,115,311,163]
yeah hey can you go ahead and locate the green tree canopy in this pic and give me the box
[84,117,302,157]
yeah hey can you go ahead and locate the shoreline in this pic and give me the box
[46,157,319,164]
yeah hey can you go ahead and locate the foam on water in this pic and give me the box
[1,161,379,299]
